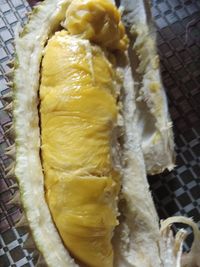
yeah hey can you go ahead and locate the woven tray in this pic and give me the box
[0,0,200,266]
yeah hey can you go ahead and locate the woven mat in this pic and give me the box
[0,0,200,266]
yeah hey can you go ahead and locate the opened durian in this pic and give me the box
[4,0,199,266]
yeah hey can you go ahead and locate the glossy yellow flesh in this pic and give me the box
[40,31,120,267]
[63,0,128,51]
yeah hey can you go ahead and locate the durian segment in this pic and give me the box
[63,0,129,51]
[120,0,175,174]
[14,0,79,266]
[40,31,121,267]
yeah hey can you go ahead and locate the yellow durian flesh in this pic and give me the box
[63,0,129,51]
[40,31,121,267]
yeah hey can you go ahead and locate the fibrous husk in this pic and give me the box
[161,216,200,267]
[120,0,175,175]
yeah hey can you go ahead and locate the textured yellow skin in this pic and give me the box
[40,31,120,267]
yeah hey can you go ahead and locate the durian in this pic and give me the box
[6,0,199,266]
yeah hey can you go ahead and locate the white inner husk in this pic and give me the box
[120,0,174,175]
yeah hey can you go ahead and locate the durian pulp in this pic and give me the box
[39,1,128,266]
[40,31,121,267]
